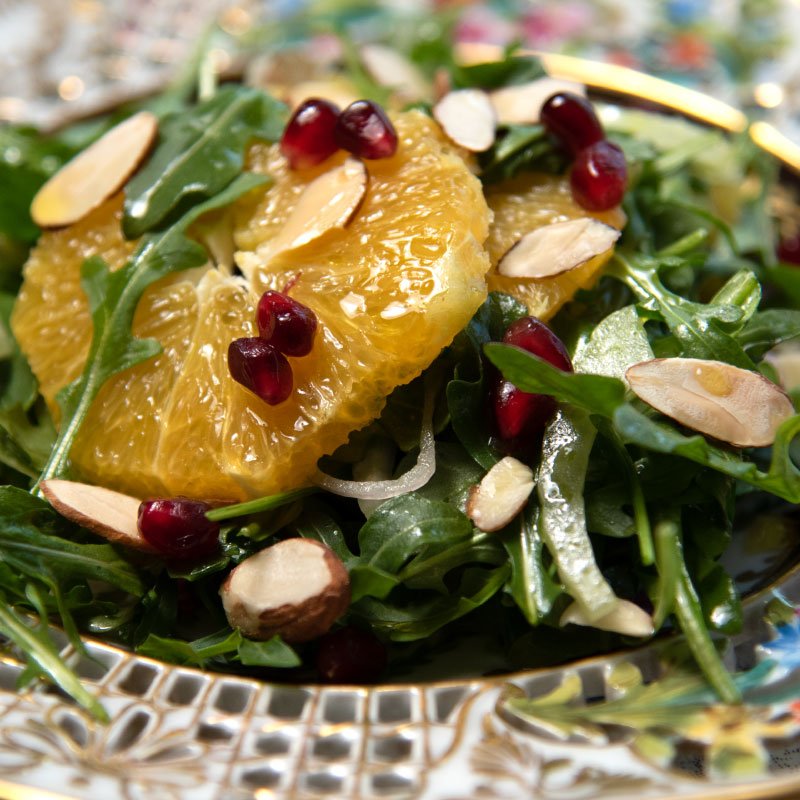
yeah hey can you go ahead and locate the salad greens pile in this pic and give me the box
[0,33,799,719]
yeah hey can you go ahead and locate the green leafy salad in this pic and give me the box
[0,35,799,722]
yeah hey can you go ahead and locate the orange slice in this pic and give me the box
[486,173,625,320]
[12,111,491,501]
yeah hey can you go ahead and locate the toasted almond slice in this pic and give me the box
[40,478,157,553]
[497,217,620,279]
[626,357,795,448]
[221,538,350,643]
[433,89,496,152]
[360,44,429,101]
[467,456,535,532]
[31,111,158,228]
[489,77,586,126]
[560,599,654,638]
[244,158,367,274]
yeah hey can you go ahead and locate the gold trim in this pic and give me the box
[456,43,748,132]
[751,120,800,174]
[0,779,75,800]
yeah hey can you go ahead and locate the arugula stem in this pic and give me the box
[206,487,318,521]
[599,422,654,566]
[653,506,740,704]
[655,228,709,258]
[397,532,490,584]
[0,601,108,721]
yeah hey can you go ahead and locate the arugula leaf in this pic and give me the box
[451,54,545,89]
[653,507,740,703]
[0,125,81,245]
[736,309,800,357]
[501,505,561,625]
[609,255,755,368]
[38,172,266,484]
[238,635,301,668]
[0,488,146,717]
[293,509,357,567]
[139,628,300,669]
[0,487,144,595]
[483,343,626,417]
[0,598,107,720]
[613,405,800,503]
[478,125,567,184]
[123,86,284,237]
[351,494,473,601]
[351,565,510,641]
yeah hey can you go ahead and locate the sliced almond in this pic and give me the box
[40,478,157,553]
[497,218,620,279]
[489,77,586,126]
[626,357,795,448]
[241,158,367,275]
[560,599,654,638]
[31,111,158,228]
[433,89,496,152]
[467,456,535,532]
[360,44,429,102]
[220,538,350,643]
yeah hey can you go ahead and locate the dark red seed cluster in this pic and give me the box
[540,91,627,211]
[492,316,573,453]
[315,625,388,683]
[138,498,220,560]
[280,97,398,169]
[228,290,318,406]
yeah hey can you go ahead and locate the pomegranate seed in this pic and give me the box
[777,233,800,266]
[228,337,293,405]
[137,498,220,560]
[315,626,388,683]
[570,140,628,211]
[540,92,604,156]
[280,98,340,170]
[492,317,572,447]
[334,100,398,159]
[256,291,318,357]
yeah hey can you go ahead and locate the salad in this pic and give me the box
[0,26,799,722]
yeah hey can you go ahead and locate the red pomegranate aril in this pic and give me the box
[570,140,628,211]
[256,291,318,357]
[540,92,604,156]
[280,98,341,170]
[315,626,388,683]
[137,498,220,560]
[334,100,398,159]
[228,337,293,405]
[777,233,800,266]
[492,317,573,448]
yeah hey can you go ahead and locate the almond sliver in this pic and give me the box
[626,357,795,448]
[433,89,496,152]
[31,111,158,228]
[40,478,156,553]
[247,157,368,272]
[467,456,535,532]
[497,217,620,279]
[490,77,586,126]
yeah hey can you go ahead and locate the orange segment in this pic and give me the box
[12,111,491,502]
[485,173,625,320]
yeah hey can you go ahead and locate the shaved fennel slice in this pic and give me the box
[314,381,436,500]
